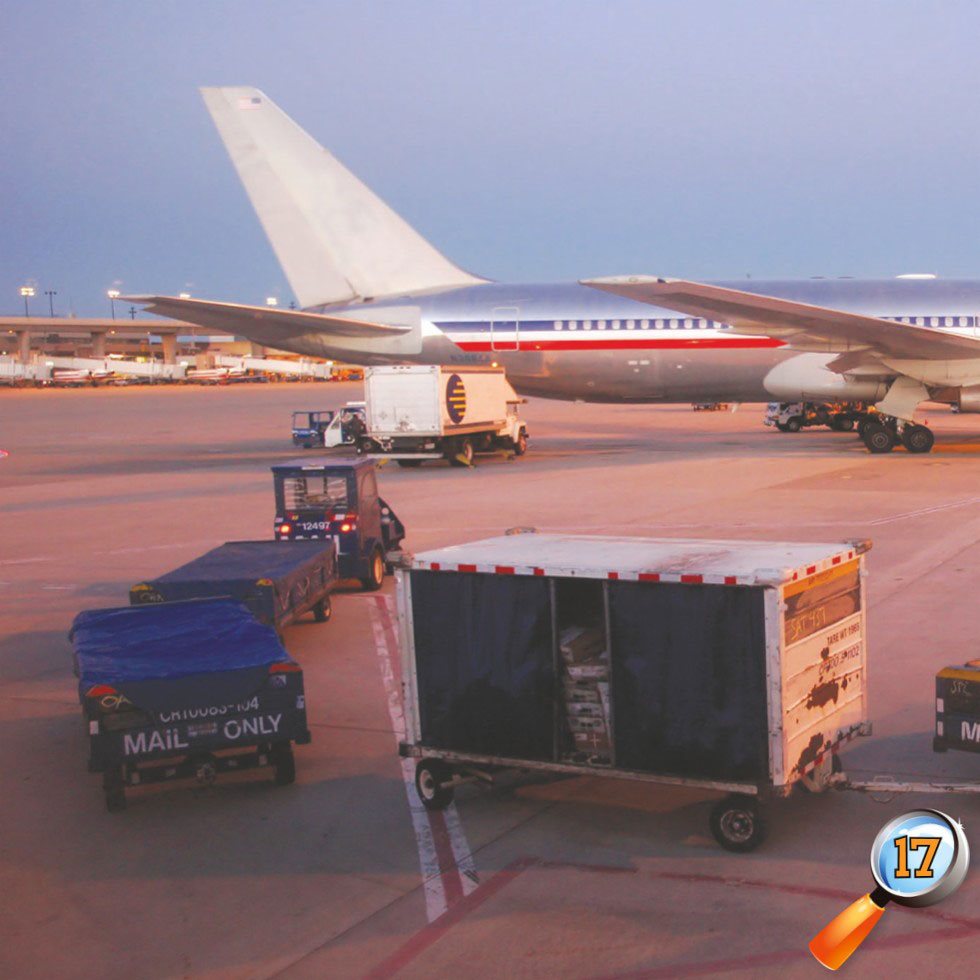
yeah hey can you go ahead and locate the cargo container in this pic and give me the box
[397,533,872,851]
[934,661,980,755]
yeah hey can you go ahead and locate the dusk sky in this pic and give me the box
[5,1,980,317]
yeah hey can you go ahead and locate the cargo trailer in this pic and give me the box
[72,599,311,812]
[130,540,337,627]
[397,533,872,851]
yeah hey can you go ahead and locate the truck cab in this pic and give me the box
[322,402,367,448]
[272,457,405,590]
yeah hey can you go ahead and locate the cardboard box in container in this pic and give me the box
[559,626,605,665]
[573,729,612,756]
[563,680,601,704]
[566,701,604,720]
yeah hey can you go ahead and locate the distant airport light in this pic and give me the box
[179,292,191,299]
[19,285,35,317]
[896,273,937,279]
[107,289,120,319]
[266,296,278,307]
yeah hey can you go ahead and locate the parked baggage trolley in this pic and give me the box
[397,533,872,851]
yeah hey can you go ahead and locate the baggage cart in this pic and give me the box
[130,540,338,627]
[72,599,311,811]
[397,533,872,851]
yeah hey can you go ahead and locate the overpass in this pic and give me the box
[0,316,205,364]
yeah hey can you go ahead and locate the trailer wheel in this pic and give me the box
[313,595,332,623]
[709,795,766,852]
[271,742,296,785]
[103,769,127,813]
[415,758,454,810]
[361,547,385,591]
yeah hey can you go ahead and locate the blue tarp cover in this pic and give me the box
[72,599,293,691]
[150,540,333,587]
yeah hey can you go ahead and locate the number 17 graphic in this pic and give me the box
[893,836,942,879]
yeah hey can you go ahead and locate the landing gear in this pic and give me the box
[861,418,935,454]
[901,424,935,454]
[861,421,896,454]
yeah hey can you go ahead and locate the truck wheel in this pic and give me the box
[709,795,766,852]
[361,547,385,591]
[415,758,454,810]
[103,769,127,813]
[271,742,296,785]
[397,459,423,468]
[783,416,803,432]
[313,595,332,623]
[448,437,474,467]
[514,431,528,456]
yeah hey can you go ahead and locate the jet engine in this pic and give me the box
[763,353,888,403]
[955,385,980,412]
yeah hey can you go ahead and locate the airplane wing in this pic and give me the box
[120,295,413,338]
[582,276,980,360]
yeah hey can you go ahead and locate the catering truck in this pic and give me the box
[71,599,311,811]
[397,532,872,851]
[360,365,528,467]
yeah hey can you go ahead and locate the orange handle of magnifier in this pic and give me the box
[809,888,889,971]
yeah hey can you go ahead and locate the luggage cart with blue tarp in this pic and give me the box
[72,599,311,812]
[397,533,873,851]
[130,540,337,627]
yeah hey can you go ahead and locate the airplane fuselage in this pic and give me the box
[292,278,980,404]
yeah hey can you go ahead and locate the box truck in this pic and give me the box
[360,365,528,466]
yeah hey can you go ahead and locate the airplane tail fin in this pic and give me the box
[200,87,485,308]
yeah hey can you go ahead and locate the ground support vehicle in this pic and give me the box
[397,532,872,852]
[71,599,311,812]
[292,410,335,448]
[129,540,338,627]
[322,402,367,448]
[361,365,528,467]
[764,401,869,433]
[272,456,405,590]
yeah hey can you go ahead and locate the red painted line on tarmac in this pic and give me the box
[364,857,980,978]
[364,857,539,979]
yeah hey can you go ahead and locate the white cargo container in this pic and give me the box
[362,365,528,467]
[397,533,872,851]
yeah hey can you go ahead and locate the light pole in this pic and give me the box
[107,289,120,320]
[44,290,57,317]
[19,286,35,317]
[129,306,137,320]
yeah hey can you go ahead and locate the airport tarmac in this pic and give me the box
[1,382,978,978]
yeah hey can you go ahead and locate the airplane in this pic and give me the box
[124,87,980,455]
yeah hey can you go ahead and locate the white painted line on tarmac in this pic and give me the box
[869,496,980,526]
[369,595,479,920]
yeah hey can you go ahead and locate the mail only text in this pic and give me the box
[122,713,283,756]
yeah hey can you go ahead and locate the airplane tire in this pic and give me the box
[901,424,935,454]
[862,422,895,454]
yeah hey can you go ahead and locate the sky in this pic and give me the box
[4,0,980,316]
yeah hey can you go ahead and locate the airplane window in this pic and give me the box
[669,319,678,329]
[931,317,939,327]
[959,316,968,327]
[583,320,592,330]
[945,316,953,327]
[612,319,620,329]
[597,320,606,330]
[555,321,564,330]
[569,321,578,331]
[641,320,650,330]
[626,319,635,330]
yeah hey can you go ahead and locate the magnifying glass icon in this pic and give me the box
[809,809,970,970]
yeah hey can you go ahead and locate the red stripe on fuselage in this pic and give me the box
[450,338,786,352]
